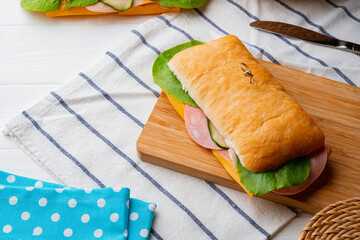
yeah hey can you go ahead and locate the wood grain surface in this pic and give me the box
[137,59,360,214]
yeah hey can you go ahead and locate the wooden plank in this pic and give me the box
[0,85,58,113]
[0,25,134,85]
[0,85,60,149]
[137,59,360,214]
[0,149,57,182]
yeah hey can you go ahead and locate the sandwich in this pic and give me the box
[20,0,206,18]
[152,35,328,196]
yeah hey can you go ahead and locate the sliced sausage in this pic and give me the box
[273,145,327,195]
[86,2,118,12]
[184,104,221,150]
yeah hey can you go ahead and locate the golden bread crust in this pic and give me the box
[167,35,325,172]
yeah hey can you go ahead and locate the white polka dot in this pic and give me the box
[112,187,121,192]
[26,187,34,191]
[32,227,42,236]
[84,188,92,193]
[94,229,103,238]
[63,187,70,190]
[130,212,138,221]
[110,213,119,222]
[55,188,63,193]
[3,225,12,233]
[0,185,5,190]
[148,203,156,212]
[7,175,15,183]
[97,198,106,208]
[9,196,18,205]
[34,181,43,188]
[140,229,149,237]
[38,198,47,207]
[124,229,128,238]
[51,213,60,222]
[127,200,130,208]
[81,214,90,223]
[21,212,30,221]
[63,228,73,237]
[68,199,77,208]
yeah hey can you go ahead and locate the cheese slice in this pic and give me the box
[212,150,254,197]
[164,91,185,120]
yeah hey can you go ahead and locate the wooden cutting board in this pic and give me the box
[137,60,360,214]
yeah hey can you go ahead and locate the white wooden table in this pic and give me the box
[0,1,312,239]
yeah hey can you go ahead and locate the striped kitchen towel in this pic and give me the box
[3,0,360,239]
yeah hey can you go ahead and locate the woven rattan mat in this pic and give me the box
[299,197,360,240]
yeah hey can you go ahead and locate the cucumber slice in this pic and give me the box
[157,0,207,9]
[208,120,229,149]
[100,0,133,11]
[65,0,99,9]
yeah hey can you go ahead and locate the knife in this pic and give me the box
[250,21,360,54]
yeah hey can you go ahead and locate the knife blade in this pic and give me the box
[250,21,360,54]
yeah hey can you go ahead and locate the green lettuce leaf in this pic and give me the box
[21,0,61,12]
[157,0,207,8]
[237,156,311,195]
[153,41,204,107]
[65,0,99,9]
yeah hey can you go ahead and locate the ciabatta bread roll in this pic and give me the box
[167,35,325,172]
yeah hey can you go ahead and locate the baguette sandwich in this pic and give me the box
[152,35,328,196]
[21,0,206,17]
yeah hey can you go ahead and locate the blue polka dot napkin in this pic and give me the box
[0,171,156,239]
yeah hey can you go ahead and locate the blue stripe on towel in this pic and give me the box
[206,182,271,238]
[150,228,164,240]
[287,206,299,215]
[132,28,272,238]
[208,1,357,86]
[22,111,106,188]
[279,36,357,86]
[105,51,160,98]
[158,13,280,65]
[273,0,360,61]
[193,8,229,36]
[79,72,145,128]
[131,30,161,55]
[157,16,194,41]
[50,91,218,240]
[132,31,161,55]
[325,0,360,23]
[273,0,333,37]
